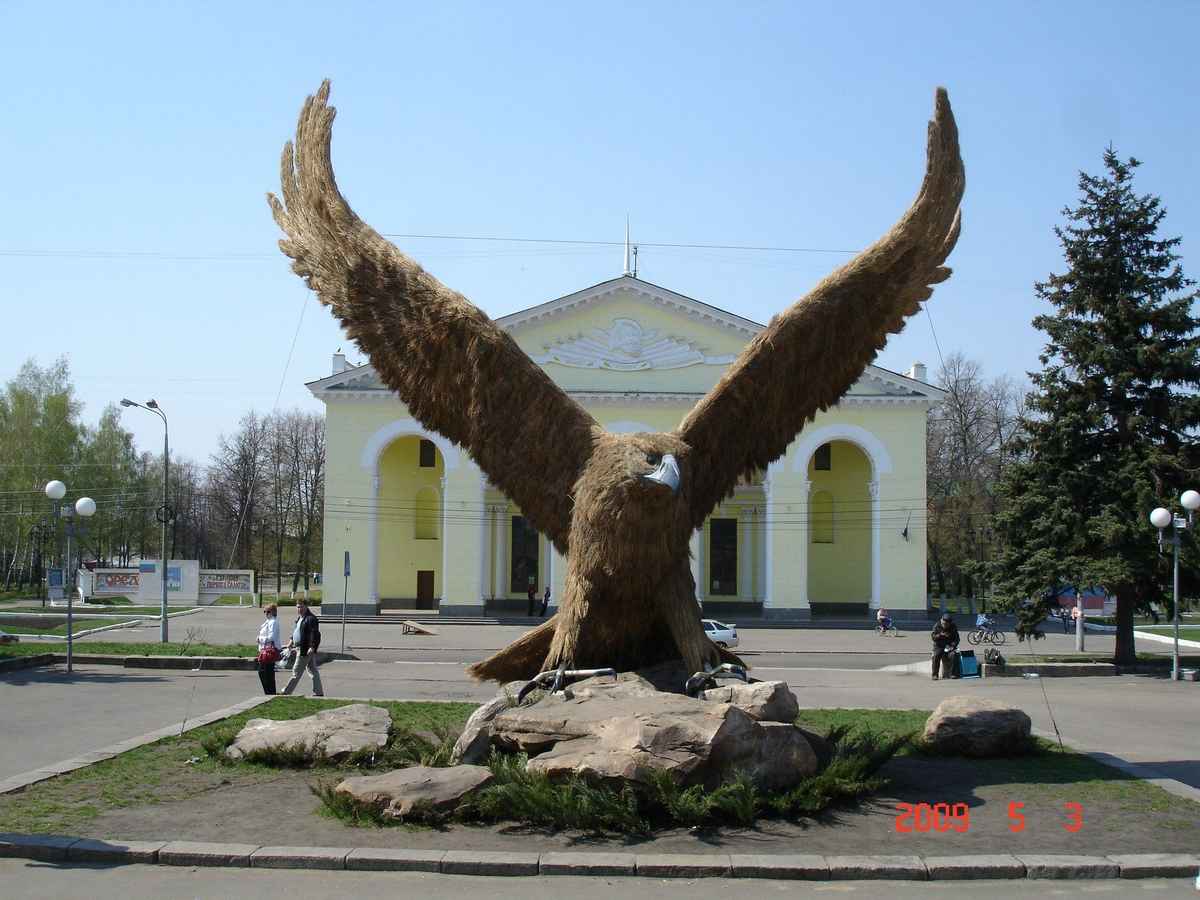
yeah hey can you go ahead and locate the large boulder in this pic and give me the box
[451,681,526,765]
[335,764,493,818]
[226,703,391,762]
[487,673,818,791]
[699,679,799,723]
[923,695,1032,758]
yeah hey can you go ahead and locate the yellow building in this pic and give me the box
[310,275,942,622]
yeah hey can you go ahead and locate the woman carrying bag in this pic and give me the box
[256,603,283,695]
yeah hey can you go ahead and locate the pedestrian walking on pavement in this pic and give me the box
[540,586,551,616]
[281,600,324,696]
[255,603,282,696]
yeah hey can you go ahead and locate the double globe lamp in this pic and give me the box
[1149,489,1200,682]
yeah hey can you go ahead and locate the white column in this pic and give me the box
[495,507,509,597]
[369,474,381,604]
[550,543,567,607]
[690,525,704,607]
[494,506,505,599]
[764,468,808,610]
[763,477,773,607]
[869,480,881,608]
[739,509,753,601]
[475,477,487,603]
[755,507,766,602]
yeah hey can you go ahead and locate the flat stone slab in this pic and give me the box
[924,854,1025,880]
[440,849,539,876]
[1017,854,1120,878]
[336,763,493,818]
[227,703,391,762]
[158,840,261,867]
[637,853,733,877]
[730,854,830,879]
[1110,852,1200,878]
[539,851,637,876]
[250,845,349,869]
[826,855,928,880]
[345,847,445,872]
[67,838,166,864]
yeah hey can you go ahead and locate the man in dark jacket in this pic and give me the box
[931,613,959,680]
[281,600,324,696]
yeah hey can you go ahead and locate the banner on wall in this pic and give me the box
[198,571,254,594]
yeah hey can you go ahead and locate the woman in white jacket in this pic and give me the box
[256,603,282,695]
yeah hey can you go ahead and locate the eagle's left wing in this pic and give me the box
[269,82,599,550]
[676,88,964,529]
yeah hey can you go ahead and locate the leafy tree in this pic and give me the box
[0,358,85,590]
[990,149,1200,661]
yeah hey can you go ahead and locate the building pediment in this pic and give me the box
[309,275,945,408]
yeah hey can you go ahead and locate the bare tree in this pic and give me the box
[927,352,1026,606]
[209,411,270,569]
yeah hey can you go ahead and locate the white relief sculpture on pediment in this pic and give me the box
[532,317,735,371]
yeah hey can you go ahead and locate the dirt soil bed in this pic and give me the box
[77,753,1199,857]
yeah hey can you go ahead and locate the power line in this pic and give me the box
[0,233,862,261]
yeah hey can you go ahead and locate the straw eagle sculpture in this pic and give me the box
[270,81,964,685]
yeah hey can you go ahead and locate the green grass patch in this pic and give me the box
[0,698,475,835]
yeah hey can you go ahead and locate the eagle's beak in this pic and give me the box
[644,453,680,494]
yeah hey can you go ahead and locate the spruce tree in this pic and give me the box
[991,149,1200,663]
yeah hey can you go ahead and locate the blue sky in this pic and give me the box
[3,0,1197,463]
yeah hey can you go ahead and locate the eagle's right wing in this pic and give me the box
[270,82,598,551]
[677,89,964,527]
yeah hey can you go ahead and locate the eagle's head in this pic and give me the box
[570,430,694,582]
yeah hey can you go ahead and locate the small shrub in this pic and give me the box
[200,724,240,761]
[311,779,389,827]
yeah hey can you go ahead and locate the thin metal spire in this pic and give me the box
[622,216,631,276]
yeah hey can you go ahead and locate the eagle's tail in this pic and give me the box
[466,617,558,683]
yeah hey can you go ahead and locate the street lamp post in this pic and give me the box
[45,481,96,674]
[1149,489,1200,682]
[120,398,171,642]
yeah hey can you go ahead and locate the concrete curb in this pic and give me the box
[2,835,1196,880]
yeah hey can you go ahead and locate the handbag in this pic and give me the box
[258,644,282,665]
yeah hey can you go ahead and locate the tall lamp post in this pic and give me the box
[251,516,268,606]
[120,398,171,642]
[45,481,96,674]
[1149,489,1200,682]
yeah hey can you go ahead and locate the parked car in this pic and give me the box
[0,629,19,644]
[701,619,739,649]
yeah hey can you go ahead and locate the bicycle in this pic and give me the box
[967,626,1006,646]
[874,621,898,637]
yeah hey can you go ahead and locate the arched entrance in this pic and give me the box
[806,439,873,617]
[377,435,444,610]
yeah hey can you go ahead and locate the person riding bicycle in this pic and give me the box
[877,608,893,630]
[975,612,995,633]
